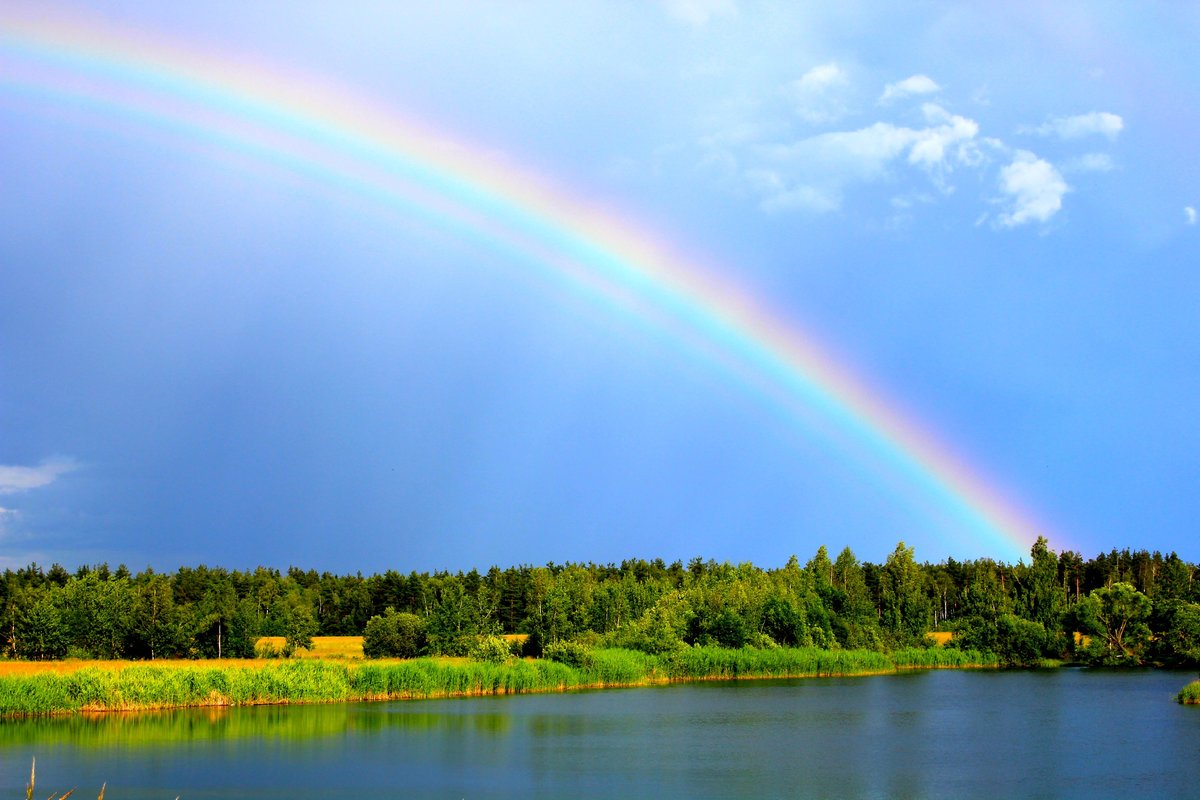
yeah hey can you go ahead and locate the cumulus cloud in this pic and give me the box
[746,169,838,213]
[907,104,982,174]
[789,63,850,124]
[1063,153,1114,173]
[695,74,1116,230]
[751,103,984,210]
[1187,206,1197,225]
[0,458,78,495]
[997,151,1069,227]
[1026,112,1124,140]
[663,0,737,26]
[879,74,941,104]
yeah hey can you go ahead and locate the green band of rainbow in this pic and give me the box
[0,8,1056,562]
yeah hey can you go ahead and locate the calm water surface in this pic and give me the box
[1,669,1197,798]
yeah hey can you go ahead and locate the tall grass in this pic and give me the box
[890,648,998,668]
[0,647,998,717]
[24,757,106,800]
[1177,680,1200,705]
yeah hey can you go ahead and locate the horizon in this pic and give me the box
[8,539,1192,578]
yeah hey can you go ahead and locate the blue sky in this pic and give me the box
[1,1,1198,572]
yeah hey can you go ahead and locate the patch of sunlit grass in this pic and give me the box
[0,659,276,677]
[254,636,364,659]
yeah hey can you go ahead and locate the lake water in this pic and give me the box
[1,669,1197,798]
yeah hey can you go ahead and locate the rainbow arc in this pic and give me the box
[0,8,1054,562]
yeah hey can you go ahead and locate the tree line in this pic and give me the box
[2,538,1197,667]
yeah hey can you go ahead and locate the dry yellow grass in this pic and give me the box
[925,631,954,646]
[0,637,369,677]
[0,658,278,677]
[255,635,364,659]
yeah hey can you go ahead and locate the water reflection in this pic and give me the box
[0,698,531,755]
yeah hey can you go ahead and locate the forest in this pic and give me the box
[2,537,1198,668]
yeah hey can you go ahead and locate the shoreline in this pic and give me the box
[0,647,997,718]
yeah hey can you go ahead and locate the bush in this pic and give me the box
[468,635,513,664]
[362,610,426,659]
[255,641,281,659]
[542,640,592,669]
[745,632,779,649]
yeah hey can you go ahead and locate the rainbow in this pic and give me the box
[0,8,1053,562]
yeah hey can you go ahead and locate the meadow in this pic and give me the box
[0,644,997,717]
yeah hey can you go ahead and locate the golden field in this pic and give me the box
[0,636,370,677]
[256,635,365,659]
[0,635,535,677]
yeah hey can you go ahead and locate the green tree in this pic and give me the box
[879,542,931,641]
[1019,537,1064,629]
[993,614,1048,667]
[196,579,239,658]
[425,579,490,655]
[611,591,692,654]
[1150,600,1200,666]
[268,597,317,657]
[17,591,68,660]
[59,572,136,658]
[1076,582,1152,664]
[760,595,807,646]
[133,573,187,659]
[806,546,834,591]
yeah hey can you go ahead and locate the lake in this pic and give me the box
[2,668,1197,798]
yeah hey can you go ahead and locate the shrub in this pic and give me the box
[255,641,281,659]
[468,635,513,664]
[542,640,593,669]
[745,632,779,649]
[362,610,426,659]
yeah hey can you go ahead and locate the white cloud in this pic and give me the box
[879,74,941,104]
[751,104,983,210]
[694,77,1110,230]
[997,151,1069,227]
[1026,112,1123,140]
[1063,153,1114,173]
[907,104,981,175]
[746,169,838,213]
[797,123,912,170]
[789,63,850,124]
[0,458,79,495]
[1186,206,1197,225]
[663,0,738,26]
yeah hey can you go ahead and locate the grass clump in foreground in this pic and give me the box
[25,757,109,800]
[1178,680,1200,704]
[0,646,997,717]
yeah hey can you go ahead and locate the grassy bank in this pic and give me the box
[1178,680,1200,704]
[0,646,997,717]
